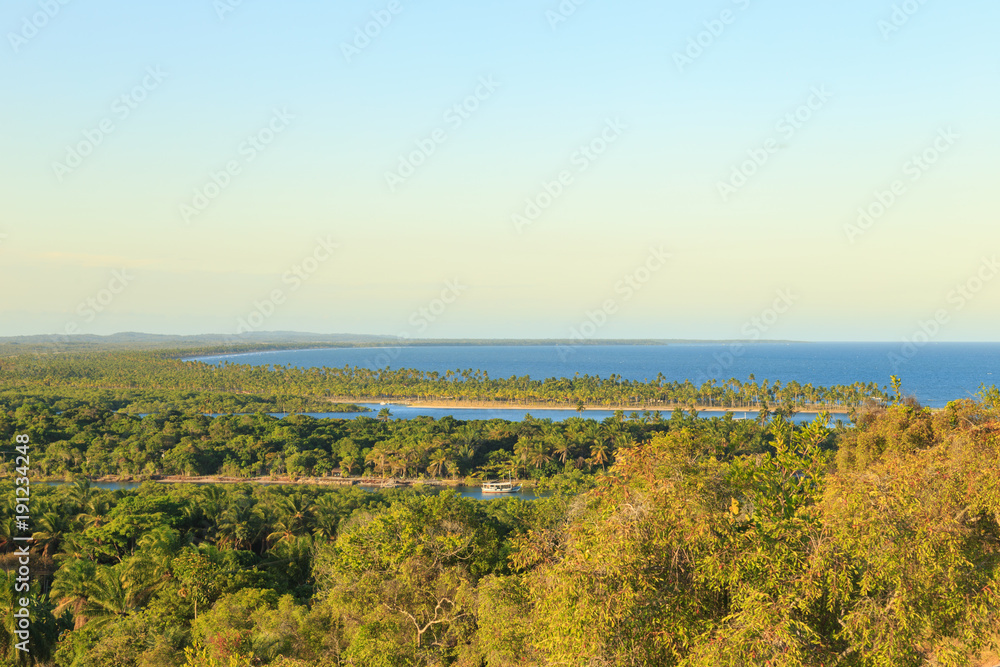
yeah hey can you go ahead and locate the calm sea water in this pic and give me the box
[191,343,1000,409]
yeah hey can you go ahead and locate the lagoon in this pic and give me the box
[40,479,550,501]
[269,404,828,425]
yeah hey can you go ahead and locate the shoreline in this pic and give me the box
[330,397,854,415]
[35,474,531,490]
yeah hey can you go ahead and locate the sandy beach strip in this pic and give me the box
[328,397,852,414]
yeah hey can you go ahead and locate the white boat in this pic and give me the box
[481,479,521,494]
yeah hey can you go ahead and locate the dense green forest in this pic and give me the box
[1,396,999,665]
[0,348,890,413]
[0,401,780,484]
[1,344,998,665]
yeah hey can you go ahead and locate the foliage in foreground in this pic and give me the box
[503,399,1000,666]
[0,399,999,665]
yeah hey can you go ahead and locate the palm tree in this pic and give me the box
[263,534,313,584]
[552,439,571,465]
[217,498,264,551]
[312,513,338,543]
[32,511,73,558]
[54,532,102,564]
[0,570,58,664]
[513,437,533,478]
[66,478,98,514]
[486,422,511,442]
[589,441,610,470]
[124,526,183,605]
[0,517,17,554]
[365,447,388,477]
[455,424,481,450]
[267,495,315,546]
[611,432,631,452]
[456,443,477,473]
[385,453,406,479]
[339,454,357,477]
[83,566,135,630]
[197,485,228,520]
[75,495,112,530]
[312,500,340,542]
[529,441,552,470]
[50,558,97,628]
[428,450,449,478]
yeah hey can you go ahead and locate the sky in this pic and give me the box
[1,0,998,342]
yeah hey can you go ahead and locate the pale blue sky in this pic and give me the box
[2,0,998,341]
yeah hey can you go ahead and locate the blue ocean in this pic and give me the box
[191,342,1000,413]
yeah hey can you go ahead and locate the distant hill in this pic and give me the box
[0,332,397,356]
[0,332,801,356]
[0,331,396,345]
